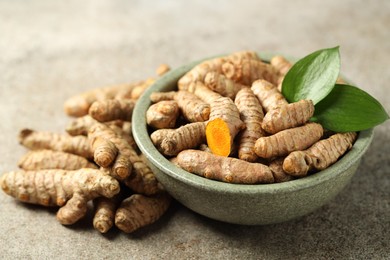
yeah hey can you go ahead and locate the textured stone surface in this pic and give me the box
[0,0,389,259]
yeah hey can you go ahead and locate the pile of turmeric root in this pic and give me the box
[0,64,172,233]
[147,51,357,184]
[0,50,359,233]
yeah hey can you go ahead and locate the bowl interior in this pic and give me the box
[132,53,374,195]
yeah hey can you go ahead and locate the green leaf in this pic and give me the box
[282,46,340,104]
[312,84,389,132]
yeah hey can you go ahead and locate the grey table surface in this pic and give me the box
[0,1,389,259]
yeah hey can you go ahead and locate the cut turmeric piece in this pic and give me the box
[205,119,232,157]
[115,193,171,233]
[206,96,245,156]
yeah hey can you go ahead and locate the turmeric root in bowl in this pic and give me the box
[132,51,374,225]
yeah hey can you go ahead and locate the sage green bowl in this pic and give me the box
[132,53,374,225]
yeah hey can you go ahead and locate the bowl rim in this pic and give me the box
[132,52,374,195]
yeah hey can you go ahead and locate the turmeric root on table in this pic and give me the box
[89,99,136,122]
[3,61,182,234]
[89,124,132,180]
[93,194,124,234]
[0,168,120,225]
[18,150,97,170]
[176,150,274,184]
[127,78,155,100]
[156,63,171,76]
[93,123,137,166]
[64,64,163,117]
[65,115,99,136]
[123,151,163,196]
[108,123,137,151]
[93,197,118,234]
[89,122,159,195]
[19,128,93,159]
[262,99,315,134]
[90,123,162,195]
[90,136,119,168]
[64,83,140,117]
[115,193,171,233]
[254,122,323,159]
[65,115,128,137]
[283,132,357,177]
[120,121,133,137]
[234,88,266,162]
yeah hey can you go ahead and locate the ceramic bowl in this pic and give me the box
[132,53,374,225]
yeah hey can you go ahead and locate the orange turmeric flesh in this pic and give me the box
[206,118,232,157]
